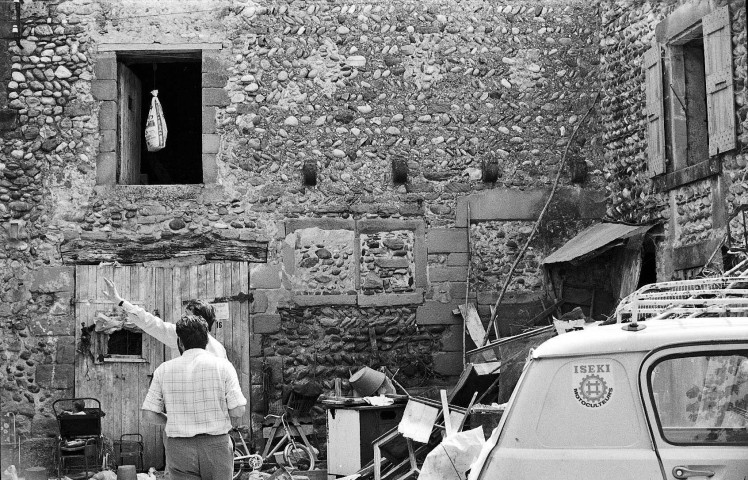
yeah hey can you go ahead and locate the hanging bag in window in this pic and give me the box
[144,90,167,152]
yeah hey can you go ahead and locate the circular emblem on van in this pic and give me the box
[572,363,615,408]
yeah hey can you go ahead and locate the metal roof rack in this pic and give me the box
[615,258,748,322]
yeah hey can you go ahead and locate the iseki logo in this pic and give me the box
[572,363,614,408]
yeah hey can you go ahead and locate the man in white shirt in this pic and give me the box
[102,278,227,359]
[142,315,246,480]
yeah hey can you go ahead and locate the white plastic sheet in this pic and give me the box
[145,90,167,152]
[418,427,485,480]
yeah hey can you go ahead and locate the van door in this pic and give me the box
[640,344,748,480]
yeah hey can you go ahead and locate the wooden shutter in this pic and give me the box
[703,5,736,156]
[118,63,142,184]
[643,45,666,176]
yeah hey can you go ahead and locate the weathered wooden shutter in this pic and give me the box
[643,45,666,176]
[703,5,736,156]
[118,63,142,184]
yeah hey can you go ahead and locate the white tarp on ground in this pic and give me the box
[418,427,486,480]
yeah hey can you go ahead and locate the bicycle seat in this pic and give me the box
[232,425,251,434]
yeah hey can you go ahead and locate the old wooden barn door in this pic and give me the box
[74,262,251,469]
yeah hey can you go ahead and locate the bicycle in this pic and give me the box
[262,409,315,472]
[231,426,262,480]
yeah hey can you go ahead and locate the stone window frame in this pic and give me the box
[645,4,736,192]
[92,43,225,187]
[284,218,427,307]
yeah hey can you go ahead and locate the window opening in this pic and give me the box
[648,352,748,445]
[117,54,202,185]
[637,238,657,289]
[106,329,143,357]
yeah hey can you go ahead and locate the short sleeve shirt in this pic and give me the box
[142,349,246,437]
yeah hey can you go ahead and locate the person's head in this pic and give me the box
[186,300,216,332]
[176,314,209,352]
[73,400,85,412]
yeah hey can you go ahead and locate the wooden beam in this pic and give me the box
[61,233,267,264]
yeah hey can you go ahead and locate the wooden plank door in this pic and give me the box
[165,262,252,425]
[118,63,142,185]
[74,265,165,470]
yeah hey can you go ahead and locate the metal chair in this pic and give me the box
[115,434,144,472]
[53,398,104,479]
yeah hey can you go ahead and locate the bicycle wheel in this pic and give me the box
[283,443,315,471]
[232,449,245,480]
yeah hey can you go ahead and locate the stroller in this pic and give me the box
[52,398,105,479]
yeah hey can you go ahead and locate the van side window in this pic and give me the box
[649,352,748,445]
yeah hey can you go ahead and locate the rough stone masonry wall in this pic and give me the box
[0,0,604,467]
[599,0,748,276]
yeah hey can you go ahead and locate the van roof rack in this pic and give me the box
[615,258,748,322]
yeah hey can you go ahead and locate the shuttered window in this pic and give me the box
[703,5,736,156]
[643,45,666,177]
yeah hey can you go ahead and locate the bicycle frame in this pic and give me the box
[263,412,300,461]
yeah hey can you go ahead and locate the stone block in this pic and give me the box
[253,314,281,334]
[202,153,217,184]
[447,253,469,266]
[93,54,116,80]
[99,101,117,130]
[249,333,263,358]
[427,228,468,253]
[29,314,74,336]
[35,364,74,389]
[30,266,74,293]
[358,291,423,307]
[203,134,220,154]
[56,336,76,364]
[250,290,268,314]
[96,152,117,185]
[456,187,606,226]
[250,263,282,289]
[375,257,410,269]
[429,265,468,283]
[250,384,266,413]
[99,129,116,152]
[202,51,225,73]
[432,352,464,376]
[416,300,463,325]
[294,294,358,306]
[440,325,463,352]
[202,106,216,133]
[202,87,229,107]
[202,72,228,88]
[286,218,355,232]
[91,80,117,101]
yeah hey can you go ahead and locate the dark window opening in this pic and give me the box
[107,329,142,356]
[117,55,202,185]
[682,38,708,166]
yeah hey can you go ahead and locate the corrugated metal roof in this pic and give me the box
[541,223,652,265]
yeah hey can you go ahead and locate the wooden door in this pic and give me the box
[118,63,142,185]
[74,262,252,469]
[75,265,164,469]
[163,263,252,426]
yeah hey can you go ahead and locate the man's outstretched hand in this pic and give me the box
[102,278,124,305]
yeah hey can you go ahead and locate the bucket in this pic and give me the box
[117,465,137,480]
[25,467,47,480]
[349,367,386,397]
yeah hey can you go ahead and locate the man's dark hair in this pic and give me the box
[186,300,216,331]
[176,315,209,350]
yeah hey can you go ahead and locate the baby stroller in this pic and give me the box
[53,398,105,479]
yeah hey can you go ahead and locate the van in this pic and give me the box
[469,318,748,480]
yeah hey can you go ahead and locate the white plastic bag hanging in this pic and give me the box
[145,90,167,152]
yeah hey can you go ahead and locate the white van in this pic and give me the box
[469,318,748,480]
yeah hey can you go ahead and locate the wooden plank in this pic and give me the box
[188,265,199,304]
[239,262,251,425]
[213,263,225,346]
[206,262,216,302]
[458,303,497,361]
[152,267,166,467]
[60,234,268,264]
[229,262,241,368]
[197,264,209,302]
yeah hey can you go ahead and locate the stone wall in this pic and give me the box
[0,0,608,467]
[599,0,748,278]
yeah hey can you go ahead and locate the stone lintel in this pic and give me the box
[357,290,424,307]
[357,218,424,234]
[293,294,358,306]
[286,218,355,233]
